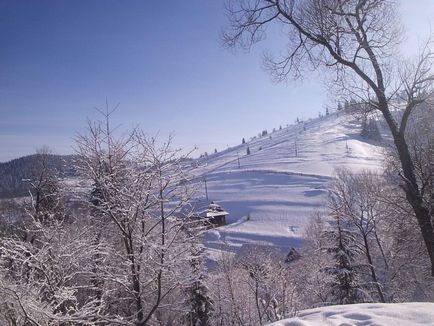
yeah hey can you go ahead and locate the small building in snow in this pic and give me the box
[203,202,228,226]
[181,200,228,227]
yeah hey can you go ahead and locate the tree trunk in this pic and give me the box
[362,234,385,302]
[383,109,434,276]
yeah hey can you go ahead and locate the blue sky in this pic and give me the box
[0,0,433,162]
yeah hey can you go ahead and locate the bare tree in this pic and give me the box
[0,149,102,325]
[25,147,65,226]
[75,108,202,325]
[301,169,434,305]
[295,211,335,307]
[223,0,434,275]
[209,246,298,325]
[329,169,387,302]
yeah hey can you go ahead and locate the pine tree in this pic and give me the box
[344,100,350,112]
[186,278,213,326]
[361,118,381,141]
[323,214,365,305]
[246,147,251,155]
[242,137,246,144]
[184,241,213,326]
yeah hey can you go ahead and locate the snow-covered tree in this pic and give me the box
[223,0,434,275]
[322,214,366,305]
[183,238,213,326]
[0,150,102,324]
[25,147,65,225]
[74,108,204,324]
[301,169,434,306]
[328,169,386,302]
[209,246,298,325]
[360,118,381,141]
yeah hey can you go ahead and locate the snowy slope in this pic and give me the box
[269,302,434,326]
[194,112,383,177]
[190,112,385,258]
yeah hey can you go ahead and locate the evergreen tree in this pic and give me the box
[184,240,213,326]
[344,100,350,112]
[246,147,251,155]
[242,137,246,144]
[185,278,213,326]
[323,214,365,305]
[361,118,381,141]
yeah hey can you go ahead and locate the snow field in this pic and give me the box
[192,113,385,259]
[270,302,434,326]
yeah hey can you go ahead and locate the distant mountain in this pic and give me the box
[0,154,77,199]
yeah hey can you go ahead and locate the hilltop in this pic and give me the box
[190,112,385,258]
[0,154,76,199]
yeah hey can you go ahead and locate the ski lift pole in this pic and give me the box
[204,177,209,201]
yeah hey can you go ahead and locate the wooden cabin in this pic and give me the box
[203,202,228,226]
[180,200,228,227]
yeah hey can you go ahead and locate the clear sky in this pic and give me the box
[1,0,433,162]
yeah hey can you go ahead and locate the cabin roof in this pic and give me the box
[206,210,229,218]
[179,199,229,219]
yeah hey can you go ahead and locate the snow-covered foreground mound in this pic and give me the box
[270,303,434,326]
[191,113,385,258]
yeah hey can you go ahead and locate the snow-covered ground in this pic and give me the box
[270,302,434,326]
[190,112,385,258]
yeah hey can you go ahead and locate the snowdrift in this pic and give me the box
[270,302,434,326]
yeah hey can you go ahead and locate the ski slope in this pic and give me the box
[191,112,385,258]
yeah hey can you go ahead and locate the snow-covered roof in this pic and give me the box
[206,210,229,218]
[180,199,229,219]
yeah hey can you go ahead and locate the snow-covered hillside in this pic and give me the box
[191,112,385,258]
[270,302,434,326]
